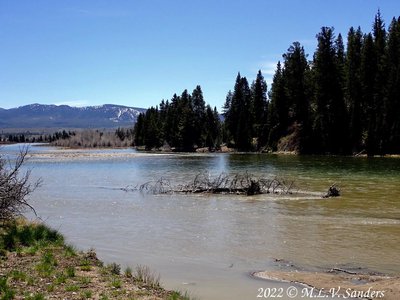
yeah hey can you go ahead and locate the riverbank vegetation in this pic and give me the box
[0,220,192,300]
[135,12,400,156]
[0,148,192,299]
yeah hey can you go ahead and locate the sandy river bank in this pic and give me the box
[253,269,399,300]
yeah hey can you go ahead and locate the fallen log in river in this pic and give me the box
[123,172,296,196]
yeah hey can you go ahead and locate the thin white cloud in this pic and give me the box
[260,61,278,76]
[258,60,280,87]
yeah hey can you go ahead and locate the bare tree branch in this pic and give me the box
[0,146,41,223]
[128,172,296,196]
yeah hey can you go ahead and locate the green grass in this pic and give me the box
[65,284,79,292]
[78,276,91,285]
[124,266,133,278]
[54,272,67,284]
[22,245,39,255]
[9,270,27,282]
[0,276,15,300]
[107,262,121,275]
[79,258,92,271]
[110,277,122,289]
[169,291,197,300]
[25,293,45,300]
[66,266,75,278]
[99,294,109,300]
[0,221,64,252]
[0,220,192,300]
[35,250,58,277]
[80,290,92,299]
[63,244,77,257]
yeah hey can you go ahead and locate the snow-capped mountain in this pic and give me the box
[0,103,146,129]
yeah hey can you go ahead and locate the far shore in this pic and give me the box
[46,143,400,158]
[3,142,400,160]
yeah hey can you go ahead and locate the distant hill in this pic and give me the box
[0,103,146,129]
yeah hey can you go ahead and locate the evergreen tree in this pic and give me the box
[313,27,349,154]
[372,10,387,154]
[267,61,288,150]
[165,93,181,147]
[345,27,364,152]
[146,107,160,149]
[223,74,242,147]
[361,33,377,156]
[222,90,234,145]
[384,17,400,153]
[282,42,312,153]
[134,113,145,146]
[235,76,253,151]
[251,70,268,149]
[191,85,207,147]
[204,105,221,150]
[222,73,253,150]
[179,89,196,151]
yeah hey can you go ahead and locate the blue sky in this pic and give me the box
[1,0,399,110]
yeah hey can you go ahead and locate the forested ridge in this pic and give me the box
[135,12,400,156]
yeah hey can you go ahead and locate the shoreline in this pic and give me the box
[253,268,400,300]
[25,142,400,158]
[0,220,191,300]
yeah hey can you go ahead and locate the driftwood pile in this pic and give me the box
[125,172,295,196]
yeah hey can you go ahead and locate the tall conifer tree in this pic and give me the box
[346,27,364,152]
[251,70,268,149]
[384,17,400,153]
[282,42,312,153]
[267,61,288,150]
[313,27,348,154]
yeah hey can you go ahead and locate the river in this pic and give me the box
[2,144,400,299]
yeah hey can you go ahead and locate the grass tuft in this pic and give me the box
[0,221,64,252]
[66,266,75,278]
[110,277,122,289]
[25,293,45,300]
[124,266,133,278]
[135,265,161,288]
[0,276,15,300]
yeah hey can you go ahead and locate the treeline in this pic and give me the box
[135,11,400,156]
[134,86,221,151]
[1,130,75,144]
[224,11,400,155]
[51,128,133,148]
[264,12,400,155]
[1,128,134,148]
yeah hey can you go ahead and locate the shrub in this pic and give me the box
[107,262,121,275]
[0,146,41,223]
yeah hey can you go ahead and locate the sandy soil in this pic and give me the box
[29,150,173,160]
[253,269,399,300]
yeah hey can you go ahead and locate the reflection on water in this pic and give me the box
[2,144,400,299]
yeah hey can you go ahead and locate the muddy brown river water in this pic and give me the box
[3,144,399,299]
